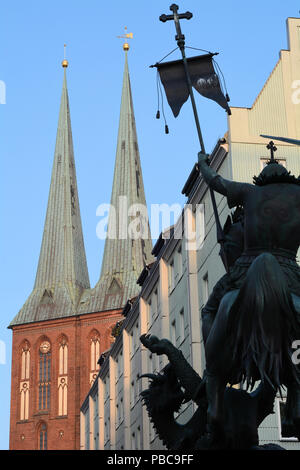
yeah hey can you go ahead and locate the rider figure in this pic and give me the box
[198,147,300,442]
[201,206,244,344]
[198,150,300,303]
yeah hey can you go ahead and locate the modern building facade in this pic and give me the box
[9,45,153,450]
[80,17,300,450]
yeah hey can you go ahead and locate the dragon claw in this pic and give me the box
[140,334,173,356]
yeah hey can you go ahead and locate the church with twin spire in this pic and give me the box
[8,41,153,450]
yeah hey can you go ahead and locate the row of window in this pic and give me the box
[93,238,203,447]
[168,245,183,293]
[20,341,68,420]
[89,382,297,448]
[19,334,101,421]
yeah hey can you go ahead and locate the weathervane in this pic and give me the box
[117,26,133,51]
[62,43,68,68]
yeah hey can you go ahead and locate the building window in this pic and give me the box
[130,331,134,358]
[58,338,68,416]
[277,398,298,441]
[20,341,30,421]
[179,308,185,345]
[135,323,139,353]
[116,353,123,382]
[39,423,47,450]
[203,273,209,305]
[85,408,90,449]
[116,398,124,426]
[104,420,108,444]
[116,396,124,426]
[260,158,286,170]
[90,332,100,385]
[196,203,205,250]
[152,353,158,373]
[131,322,139,357]
[119,397,124,424]
[58,338,68,376]
[171,319,176,346]
[147,300,151,329]
[38,341,51,411]
[176,245,183,280]
[150,417,155,442]
[168,259,175,292]
[21,342,30,380]
[150,289,158,323]
[116,403,120,426]
[135,374,140,402]
[137,426,141,450]
[148,353,153,375]
[104,416,110,445]
[104,379,109,402]
[115,358,119,383]
[130,380,135,408]
[131,432,136,450]
[93,394,99,450]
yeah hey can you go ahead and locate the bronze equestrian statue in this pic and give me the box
[140,143,300,449]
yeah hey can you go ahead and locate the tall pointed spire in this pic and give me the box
[81,48,154,313]
[10,59,90,326]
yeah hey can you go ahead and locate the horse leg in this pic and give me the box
[203,291,239,444]
[289,294,300,439]
[283,381,300,440]
[205,372,227,444]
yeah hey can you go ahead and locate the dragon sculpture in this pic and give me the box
[140,335,284,450]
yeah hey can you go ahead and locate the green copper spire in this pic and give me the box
[10,65,90,326]
[80,51,154,313]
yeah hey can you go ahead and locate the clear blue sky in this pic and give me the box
[0,0,299,450]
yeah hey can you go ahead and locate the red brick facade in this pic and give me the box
[9,309,123,450]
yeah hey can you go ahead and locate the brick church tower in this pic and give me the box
[8,47,153,450]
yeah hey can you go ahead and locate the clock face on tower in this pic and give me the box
[39,341,51,354]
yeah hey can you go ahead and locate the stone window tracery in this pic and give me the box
[38,422,47,450]
[38,340,51,411]
[58,337,68,416]
[20,341,30,421]
[90,331,100,385]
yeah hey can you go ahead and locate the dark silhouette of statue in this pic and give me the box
[197,146,300,446]
[140,143,300,449]
[202,206,244,344]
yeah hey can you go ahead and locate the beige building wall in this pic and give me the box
[80,215,204,450]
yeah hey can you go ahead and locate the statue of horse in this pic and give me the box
[204,252,300,445]
[140,253,300,449]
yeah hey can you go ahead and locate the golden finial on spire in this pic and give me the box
[62,44,68,68]
[117,27,133,51]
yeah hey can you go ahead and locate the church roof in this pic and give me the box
[10,66,90,327]
[78,51,154,314]
[10,50,154,327]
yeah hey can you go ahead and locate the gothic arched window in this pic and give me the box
[20,341,30,420]
[58,337,68,416]
[38,422,47,450]
[38,340,51,411]
[90,331,100,385]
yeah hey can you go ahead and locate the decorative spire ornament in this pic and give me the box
[266,141,278,164]
[117,26,133,51]
[62,43,68,68]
